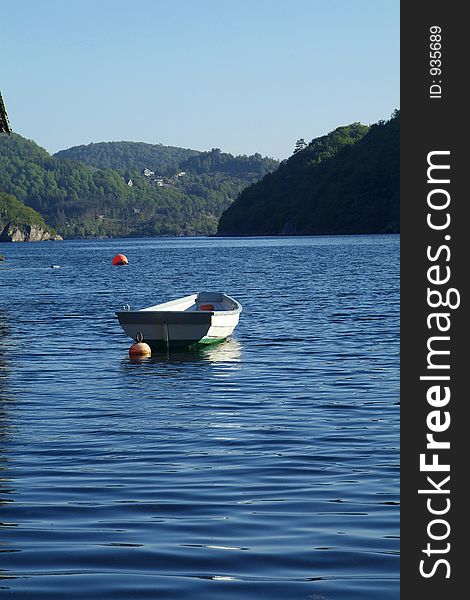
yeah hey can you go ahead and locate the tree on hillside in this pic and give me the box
[293,138,308,154]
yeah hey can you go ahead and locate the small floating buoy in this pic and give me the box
[112,253,128,266]
[129,332,151,358]
[129,341,152,358]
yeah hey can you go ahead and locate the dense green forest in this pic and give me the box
[54,141,201,175]
[0,135,278,238]
[218,111,399,236]
[55,141,278,180]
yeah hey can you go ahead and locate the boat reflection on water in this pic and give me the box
[126,337,243,366]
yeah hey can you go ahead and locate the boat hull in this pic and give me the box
[116,292,241,349]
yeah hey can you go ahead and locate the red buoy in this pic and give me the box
[112,254,128,266]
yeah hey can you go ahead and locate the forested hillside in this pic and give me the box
[0,113,398,240]
[218,112,399,236]
[55,141,278,180]
[0,135,278,238]
[54,141,200,175]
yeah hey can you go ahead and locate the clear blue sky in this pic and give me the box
[1,0,399,159]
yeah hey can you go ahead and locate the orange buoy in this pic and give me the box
[129,341,152,358]
[199,303,215,311]
[112,253,128,266]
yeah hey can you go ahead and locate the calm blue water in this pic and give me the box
[0,235,399,599]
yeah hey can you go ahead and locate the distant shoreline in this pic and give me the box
[1,231,400,244]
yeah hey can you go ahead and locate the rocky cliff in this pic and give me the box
[0,223,63,242]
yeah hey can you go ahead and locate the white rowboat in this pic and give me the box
[116,292,242,349]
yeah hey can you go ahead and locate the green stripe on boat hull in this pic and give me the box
[197,336,227,345]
